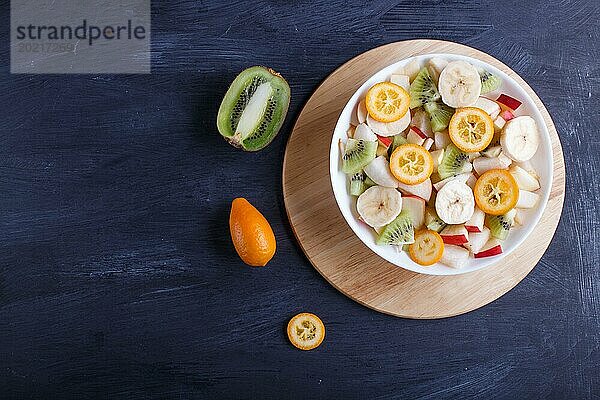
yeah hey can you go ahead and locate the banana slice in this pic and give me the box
[357,100,368,124]
[366,109,410,137]
[364,156,400,187]
[438,61,481,108]
[435,179,475,224]
[500,116,540,162]
[357,186,402,227]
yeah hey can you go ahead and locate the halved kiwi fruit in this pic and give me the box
[409,68,441,109]
[376,210,415,245]
[217,66,290,151]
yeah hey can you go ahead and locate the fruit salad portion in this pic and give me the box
[340,57,542,269]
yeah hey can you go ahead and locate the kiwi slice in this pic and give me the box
[342,138,377,174]
[217,66,290,151]
[389,134,408,155]
[481,145,502,158]
[425,207,446,233]
[350,171,366,196]
[376,210,415,245]
[423,102,454,132]
[478,69,502,94]
[486,211,515,240]
[409,68,441,109]
[438,143,470,179]
[364,176,376,188]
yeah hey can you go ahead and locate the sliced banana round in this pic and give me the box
[366,109,410,137]
[353,123,377,141]
[357,186,402,227]
[500,116,540,162]
[438,60,481,108]
[435,179,475,224]
[364,156,400,187]
[357,100,368,124]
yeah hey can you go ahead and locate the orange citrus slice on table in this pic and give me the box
[474,169,519,215]
[229,198,276,267]
[365,82,410,123]
[448,107,494,152]
[409,230,445,266]
[389,144,434,185]
[287,313,325,350]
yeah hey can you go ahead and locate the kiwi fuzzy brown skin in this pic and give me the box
[217,66,290,152]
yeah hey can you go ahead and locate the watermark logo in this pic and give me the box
[11,0,150,74]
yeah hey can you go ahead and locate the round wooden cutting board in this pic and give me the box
[282,40,565,319]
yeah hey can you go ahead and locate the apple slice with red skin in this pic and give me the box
[376,134,393,148]
[500,110,515,121]
[423,138,434,151]
[440,244,470,269]
[410,126,428,140]
[496,94,522,111]
[406,129,426,146]
[489,94,518,121]
[465,206,484,232]
[474,238,503,258]
[464,226,490,254]
[397,179,432,202]
[440,224,468,245]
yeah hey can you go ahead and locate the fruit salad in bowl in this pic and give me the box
[330,54,553,275]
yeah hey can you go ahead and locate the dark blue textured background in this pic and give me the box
[1,1,599,398]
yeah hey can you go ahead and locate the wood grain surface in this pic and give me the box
[283,40,565,319]
[1,1,598,399]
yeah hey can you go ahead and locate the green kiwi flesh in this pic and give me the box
[376,210,415,245]
[425,207,446,233]
[478,69,502,94]
[481,145,502,158]
[364,176,376,188]
[350,171,366,196]
[389,134,408,155]
[438,143,470,179]
[409,68,441,109]
[486,212,514,240]
[423,102,454,132]
[217,66,290,151]
[342,139,377,174]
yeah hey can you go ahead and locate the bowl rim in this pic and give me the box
[329,52,554,276]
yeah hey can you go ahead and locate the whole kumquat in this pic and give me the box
[229,198,276,266]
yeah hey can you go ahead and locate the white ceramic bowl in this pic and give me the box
[329,53,553,275]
